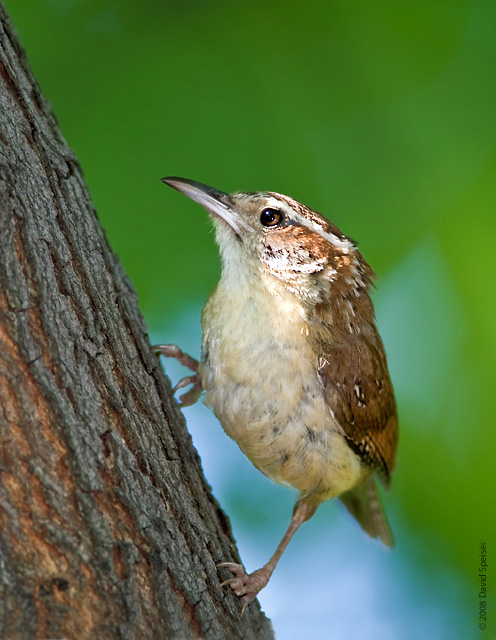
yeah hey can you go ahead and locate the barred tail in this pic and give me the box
[339,474,394,548]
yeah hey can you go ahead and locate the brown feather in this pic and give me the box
[339,474,394,547]
[306,240,398,486]
[315,318,398,484]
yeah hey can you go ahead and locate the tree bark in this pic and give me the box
[0,5,274,639]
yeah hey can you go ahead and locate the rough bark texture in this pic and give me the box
[0,5,274,639]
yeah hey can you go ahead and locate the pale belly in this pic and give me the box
[200,288,364,500]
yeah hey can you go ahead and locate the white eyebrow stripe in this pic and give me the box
[292,211,354,252]
[262,196,295,212]
[263,193,354,252]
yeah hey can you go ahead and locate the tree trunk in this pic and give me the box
[0,5,274,639]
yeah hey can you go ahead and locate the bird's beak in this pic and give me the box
[162,177,252,236]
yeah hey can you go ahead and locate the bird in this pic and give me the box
[155,177,398,615]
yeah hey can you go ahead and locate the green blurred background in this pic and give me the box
[5,0,495,637]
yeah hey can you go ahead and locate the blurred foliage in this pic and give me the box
[5,0,495,636]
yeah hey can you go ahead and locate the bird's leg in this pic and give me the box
[152,344,202,406]
[218,498,319,615]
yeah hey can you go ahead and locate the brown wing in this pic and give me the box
[318,325,398,486]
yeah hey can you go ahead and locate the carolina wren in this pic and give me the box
[156,177,398,614]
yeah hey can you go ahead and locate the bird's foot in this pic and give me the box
[172,374,202,406]
[152,344,202,407]
[217,562,272,616]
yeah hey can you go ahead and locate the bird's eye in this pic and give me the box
[260,208,284,227]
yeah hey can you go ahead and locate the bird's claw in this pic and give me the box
[172,374,202,406]
[217,562,271,616]
[152,344,203,406]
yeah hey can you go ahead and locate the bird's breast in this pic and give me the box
[199,280,364,498]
